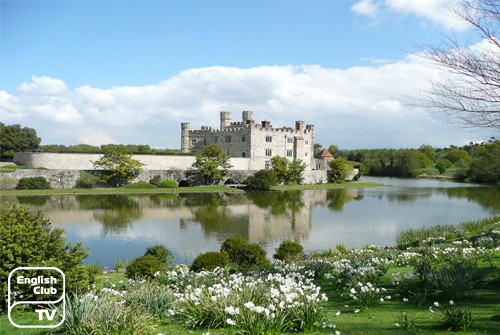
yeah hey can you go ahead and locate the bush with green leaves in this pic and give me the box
[0,205,89,312]
[149,175,163,187]
[120,181,157,189]
[429,261,484,299]
[160,179,178,188]
[126,255,163,279]
[440,302,474,331]
[273,240,304,262]
[220,236,269,270]
[15,176,51,190]
[245,169,277,190]
[190,251,229,272]
[144,244,173,267]
[75,171,99,188]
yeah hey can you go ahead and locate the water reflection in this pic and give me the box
[1,178,498,268]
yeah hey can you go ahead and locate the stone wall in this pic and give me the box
[1,169,327,189]
[13,153,253,171]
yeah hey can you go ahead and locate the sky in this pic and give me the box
[0,0,497,150]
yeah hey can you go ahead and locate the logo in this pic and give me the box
[8,267,65,328]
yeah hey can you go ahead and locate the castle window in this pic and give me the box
[265,149,272,156]
[286,150,293,157]
[305,140,309,145]
[266,136,272,143]
[191,139,197,146]
[225,136,231,143]
[227,149,231,155]
[214,136,218,143]
[242,136,246,142]
[265,160,271,170]
[287,137,294,144]
[241,152,246,158]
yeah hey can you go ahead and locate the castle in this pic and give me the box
[181,111,316,170]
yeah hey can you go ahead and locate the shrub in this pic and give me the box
[220,236,269,270]
[220,235,249,262]
[0,176,17,190]
[160,179,178,188]
[190,251,229,272]
[245,169,277,190]
[273,240,304,262]
[441,303,474,331]
[149,175,162,187]
[126,255,163,279]
[429,261,484,299]
[144,244,173,267]
[76,171,99,189]
[0,205,89,312]
[16,176,51,190]
[120,181,157,189]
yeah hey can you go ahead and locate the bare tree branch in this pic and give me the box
[411,0,500,130]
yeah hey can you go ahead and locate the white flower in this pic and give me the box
[449,300,454,305]
[335,331,341,335]
[403,298,409,302]
[336,310,341,316]
[434,301,440,307]
[244,301,255,309]
[226,318,236,326]
[429,306,434,313]
[395,323,400,327]
[354,309,360,313]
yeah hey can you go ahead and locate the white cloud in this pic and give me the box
[0,51,494,149]
[351,0,470,31]
[352,0,380,18]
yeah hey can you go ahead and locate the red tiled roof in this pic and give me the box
[316,148,333,158]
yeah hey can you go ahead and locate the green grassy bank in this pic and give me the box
[0,180,382,196]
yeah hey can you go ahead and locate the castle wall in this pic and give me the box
[13,153,254,171]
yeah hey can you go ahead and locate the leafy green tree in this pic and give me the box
[446,148,473,164]
[287,159,306,185]
[246,169,278,190]
[270,156,305,185]
[271,156,289,184]
[328,158,353,183]
[468,140,500,183]
[435,159,452,174]
[0,206,89,312]
[328,144,339,157]
[0,123,41,157]
[93,144,144,186]
[192,144,232,185]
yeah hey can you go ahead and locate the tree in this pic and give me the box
[414,0,500,129]
[93,144,144,186]
[270,156,306,185]
[0,123,41,157]
[287,159,306,185]
[271,156,290,184]
[0,205,89,312]
[192,144,232,185]
[328,157,352,183]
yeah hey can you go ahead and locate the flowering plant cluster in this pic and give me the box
[348,281,391,310]
[158,264,329,334]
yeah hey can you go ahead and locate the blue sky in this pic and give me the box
[0,0,495,149]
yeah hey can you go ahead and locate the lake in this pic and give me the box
[1,177,499,268]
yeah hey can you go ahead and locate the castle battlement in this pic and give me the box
[181,111,316,170]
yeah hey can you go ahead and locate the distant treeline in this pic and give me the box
[38,144,189,155]
[336,139,499,183]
